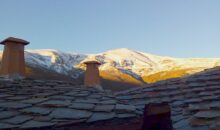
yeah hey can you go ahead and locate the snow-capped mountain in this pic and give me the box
[1,48,220,83]
[25,49,87,78]
[94,48,220,82]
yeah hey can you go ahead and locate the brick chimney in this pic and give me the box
[0,37,29,77]
[83,60,101,87]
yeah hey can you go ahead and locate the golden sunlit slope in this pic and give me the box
[100,66,143,85]
[142,68,203,83]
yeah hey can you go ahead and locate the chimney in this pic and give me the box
[83,60,101,87]
[0,37,29,77]
[141,102,173,130]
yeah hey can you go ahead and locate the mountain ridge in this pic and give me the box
[1,48,220,86]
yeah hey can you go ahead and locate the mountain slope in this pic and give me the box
[25,49,87,78]
[1,48,220,86]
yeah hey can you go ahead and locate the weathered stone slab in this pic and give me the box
[0,122,17,129]
[161,97,172,102]
[172,101,185,107]
[74,99,99,104]
[34,92,58,98]
[99,100,116,105]
[199,92,213,96]
[50,95,74,100]
[6,96,29,101]
[0,111,18,119]
[210,122,220,130]
[94,105,115,112]
[173,119,190,129]
[40,100,71,107]
[116,96,133,100]
[135,105,145,110]
[69,103,95,110]
[115,104,136,113]
[52,118,86,125]
[0,94,12,98]
[135,110,144,115]
[87,112,116,122]
[74,93,90,97]
[184,98,203,104]
[172,115,185,123]
[89,94,102,99]
[172,107,182,113]
[0,102,32,109]
[178,125,209,130]
[172,94,184,99]
[21,98,48,104]
[190,117,209,126]
[132,99,149,105]
[210,101,220,109]
[117,113,136,118]
[202,95,219,101]
[188,104,210,111]
[34,116,52,122]
[20,107,52,115]
[64,91,78,96]
[143,88,155,92]
[20,120,55,129]
[50,108,92,119]
[194,111,220,119]
[4,115,33,125]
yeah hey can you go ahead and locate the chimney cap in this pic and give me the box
[0,37,30,45]
[83,60,101,65]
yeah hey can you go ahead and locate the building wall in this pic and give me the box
[84,64,100,86]
[0,42,25,76]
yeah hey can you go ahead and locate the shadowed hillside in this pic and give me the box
[25,65,142,91]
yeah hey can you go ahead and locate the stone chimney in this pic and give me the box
[83,60,101,87]
[0,37,29,77]
[141,102,173,130]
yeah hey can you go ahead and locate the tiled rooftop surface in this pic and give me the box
[0,79,140,130]
[0,67,220,130]
[115,68,220,130]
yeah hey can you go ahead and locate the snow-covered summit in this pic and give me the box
[1,48,220,82]
[24,49,87,78]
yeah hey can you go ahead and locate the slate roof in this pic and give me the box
[0,67,220,130]
[0,79,139,130]
[115,67,220,130]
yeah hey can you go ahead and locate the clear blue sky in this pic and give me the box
[0,0,220,58]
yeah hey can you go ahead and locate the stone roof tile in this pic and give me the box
[20,120,55,129]
[3,115,33,125]
[50,108,92,120]
[87,112,116,123]
[69,103,95,110]
[194,111,220,119]
[20,107,52,115]
[93,105,115,112]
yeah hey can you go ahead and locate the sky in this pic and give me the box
[0,0,220,58]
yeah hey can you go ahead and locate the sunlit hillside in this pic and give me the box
[1,48,220,90]
[142,68,202,83]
